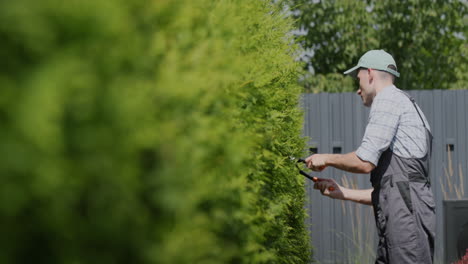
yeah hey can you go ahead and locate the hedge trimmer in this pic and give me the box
[290,156,335,191]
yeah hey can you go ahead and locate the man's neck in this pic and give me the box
[375,82,394,94]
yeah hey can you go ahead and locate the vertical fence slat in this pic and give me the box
[456,90,467,195]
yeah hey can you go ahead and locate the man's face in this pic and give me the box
[356,68,375,107]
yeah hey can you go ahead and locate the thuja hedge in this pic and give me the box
[0,0,310,263]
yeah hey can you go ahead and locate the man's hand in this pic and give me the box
[305,154,328,171]
[313,177,345,200]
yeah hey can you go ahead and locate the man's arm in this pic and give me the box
[313,178,373,206]
[341,187,373,205]
[305,151,375,174]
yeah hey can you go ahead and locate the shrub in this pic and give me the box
[0,0,310,263]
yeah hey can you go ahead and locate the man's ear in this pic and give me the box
[367,68,374,83]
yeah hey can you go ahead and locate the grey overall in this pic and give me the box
[371,96,436,264]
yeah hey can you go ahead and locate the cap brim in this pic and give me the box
[343,65,360,78]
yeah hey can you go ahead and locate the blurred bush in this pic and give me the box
[0,0,310,263]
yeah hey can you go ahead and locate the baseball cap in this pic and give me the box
[343,49,400,78]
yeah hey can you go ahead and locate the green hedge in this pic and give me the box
[0,0,310,263]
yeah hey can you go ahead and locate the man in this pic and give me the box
[305,50,436,264]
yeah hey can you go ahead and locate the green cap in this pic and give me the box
[343,49,400,78]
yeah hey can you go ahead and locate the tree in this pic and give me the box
[291,0,467,92]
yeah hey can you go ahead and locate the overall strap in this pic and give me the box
[401,92,428,129]
[401,91,433,186]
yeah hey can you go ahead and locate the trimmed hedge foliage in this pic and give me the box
[0,0,310,263]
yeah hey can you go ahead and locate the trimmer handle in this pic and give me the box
[311,177,335,192]
[297,158,326,171]
[294,158,334,191]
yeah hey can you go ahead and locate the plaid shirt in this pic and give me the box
[356,85,431,166]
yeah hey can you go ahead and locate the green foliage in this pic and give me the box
[0,0,310,263]
[374,0,467,90]
[291,0,467,92]
[300,73,355,93]
[452,41,468,90]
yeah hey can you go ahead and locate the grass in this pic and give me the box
[440,146,467,264]
[441,145,465,200]
[333,174,376,264]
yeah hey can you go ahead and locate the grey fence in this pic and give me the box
[301,90,468,264]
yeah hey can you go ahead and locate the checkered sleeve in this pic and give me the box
[356,97,401,166]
